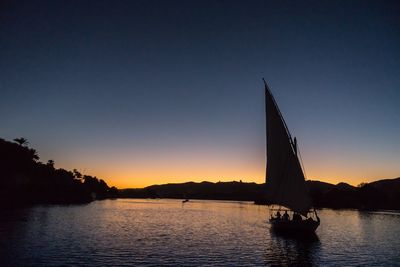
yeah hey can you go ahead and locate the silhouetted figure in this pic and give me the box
[292,212,302,221]
[282,211,289,221]
[275,211,281,220]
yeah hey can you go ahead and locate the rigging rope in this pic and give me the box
[297,142,308,180]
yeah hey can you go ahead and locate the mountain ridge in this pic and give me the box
[118,178,400,210]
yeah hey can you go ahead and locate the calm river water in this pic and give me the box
[1,199,399,266]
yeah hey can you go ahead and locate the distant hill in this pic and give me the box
[120,181,264,201]
[309,178,400,210]
[119,178,400,210]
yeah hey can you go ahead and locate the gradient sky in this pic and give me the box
[1,0,399,188]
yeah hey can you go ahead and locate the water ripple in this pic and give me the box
[1,200,399,266]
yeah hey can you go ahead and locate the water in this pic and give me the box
[1,199,399,266]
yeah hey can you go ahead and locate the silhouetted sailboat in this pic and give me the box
[264,79,320,233]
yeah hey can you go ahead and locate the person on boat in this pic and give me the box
[275,211,281,220]
[282,211,289,221]
[292,212,302,221]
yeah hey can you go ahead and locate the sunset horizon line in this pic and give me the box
[113,176,400,190]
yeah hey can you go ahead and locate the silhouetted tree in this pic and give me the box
[29,149,39,161]
[0,137,116,207]
[13,137,28,146]
[82,175,110,199]
[73,169,82,179]
[109,186,119,198]
[47,159,55,168]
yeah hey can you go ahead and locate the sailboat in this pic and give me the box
[264,79,320,233]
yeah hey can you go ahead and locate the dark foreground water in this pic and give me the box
[1,199,400,266]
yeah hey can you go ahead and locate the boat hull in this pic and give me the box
[269,218,319,234]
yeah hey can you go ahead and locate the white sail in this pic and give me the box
[265,82,311,216]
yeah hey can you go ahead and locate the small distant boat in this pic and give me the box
[182,199,189,203]
[263,80,320,234]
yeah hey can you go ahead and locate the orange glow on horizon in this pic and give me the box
[87,167,266,189]
[51,143,400,189]
[80,167,399,189]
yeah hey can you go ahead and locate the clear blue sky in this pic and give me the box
[1,0,399,187]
